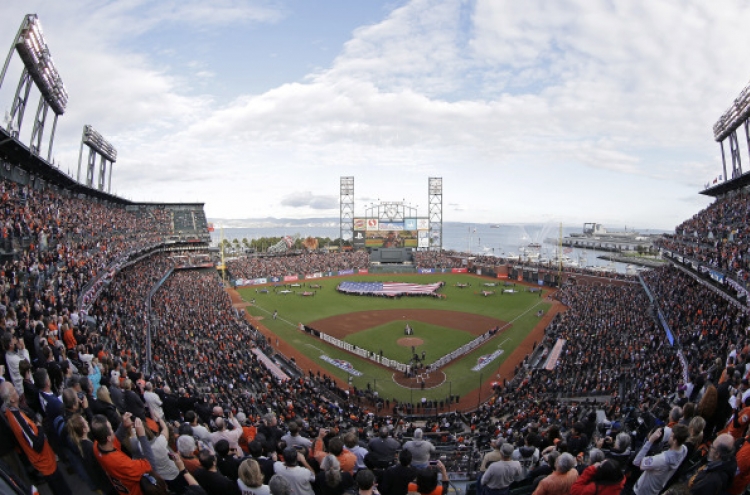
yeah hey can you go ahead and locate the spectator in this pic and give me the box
[91,412,155,495]
[367,426,401,468]
[407,461,450,495]
[570,459,625,495]
[481,443,522,495]
[274,447,315,495]
[353,469,380,495]
[314,454,354,495]
[193,449,241,495]
[632,424,689,495]
[689,433,736,495]
[270,475,293,495]
[1,382,71,495]
[402,428,435,469]
[379,449,417,495]
[532,453,578,495]
[238,458,271,495]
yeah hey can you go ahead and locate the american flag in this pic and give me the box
[337,281,443,296]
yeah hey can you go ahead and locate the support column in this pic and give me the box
[29,98,49,156]
[85,148,96,187]
[98,156,107,191]
[7,69,33,137]
[428,177,443,251]
[729,130,742,179]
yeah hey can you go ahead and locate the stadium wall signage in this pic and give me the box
[471,349,505,372]
[320,355,363,376]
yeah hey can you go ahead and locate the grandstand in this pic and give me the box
[3,14,750,495]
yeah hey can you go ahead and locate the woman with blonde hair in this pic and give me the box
[91,384,121,431]
[66,413,113,492]
[238,458,271,495]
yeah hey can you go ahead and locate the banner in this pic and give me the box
[338,269,355,276]
[354,218,366,230]
[358,269,369,274]
[366,219,379,231]
[235,277,268,287]
[404,219,417,230]
[320,355,362,376]
[418,268,435,274]
[283,275,299,282]
[417,219,429,230]
[380,222,404,231]
[452,268,468,273]
[471,349,505,371]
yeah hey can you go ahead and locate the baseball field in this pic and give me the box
[236,273,553,407]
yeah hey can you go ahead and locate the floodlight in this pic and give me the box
[82,125,117,162]
[714,80,750,141]
[12,15,67,115]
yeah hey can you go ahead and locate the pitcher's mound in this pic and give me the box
[397,337,424,347]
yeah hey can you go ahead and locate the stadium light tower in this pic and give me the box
[340,177,354,244]
[77,125,117,192]
[0,14,68,160]
[428,177,443,251]
[714,79,750,183]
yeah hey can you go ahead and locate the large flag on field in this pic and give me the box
[337,281,443,297]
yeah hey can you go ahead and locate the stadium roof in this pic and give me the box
[0,126,128,203]
[700,172,750,197]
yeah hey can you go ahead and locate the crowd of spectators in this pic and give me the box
[227,252,370,280]
[5,170,750,495]
[656,191,750,286]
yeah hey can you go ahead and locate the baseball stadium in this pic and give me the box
[2,8,750,495]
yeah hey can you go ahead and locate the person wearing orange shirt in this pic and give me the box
[61,324,76,351]
[91,411,156,495]
[327,436,357,475]
[1,382,71,495]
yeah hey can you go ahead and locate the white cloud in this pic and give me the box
[281,192,338,210]
[4,0,750,229]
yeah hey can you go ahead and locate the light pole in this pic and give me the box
[477,372,482,408]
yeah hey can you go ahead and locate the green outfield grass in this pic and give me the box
[344,321,475,365]
[239,273,549,405]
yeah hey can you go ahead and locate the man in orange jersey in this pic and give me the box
[0,382,71,495]
[91,411,156,495]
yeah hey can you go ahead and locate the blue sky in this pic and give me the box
[2,0,750,230]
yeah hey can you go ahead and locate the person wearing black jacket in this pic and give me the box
[257,413,283,455]
[160,385,181,422]
[215,439,243,481]
[122,378,146,420]
[193,449,241,495]
[566,422,589,458]
[690,433,736,495]
[380,449,417,495]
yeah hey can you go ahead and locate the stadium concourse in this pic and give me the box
[2,171,750,495]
